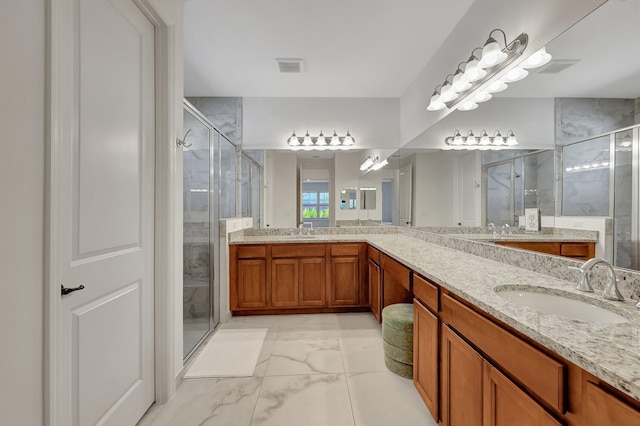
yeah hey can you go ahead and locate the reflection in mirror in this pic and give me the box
[340,188,357,210]
[360,188,376,210]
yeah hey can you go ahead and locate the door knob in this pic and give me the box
[61,284,85,296]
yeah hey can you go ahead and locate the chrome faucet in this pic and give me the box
[488,223,497,238]
[502,224,512,236]
[298,222,304,236]
[569,257,624,301]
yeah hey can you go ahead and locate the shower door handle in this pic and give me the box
[61,284,85,296]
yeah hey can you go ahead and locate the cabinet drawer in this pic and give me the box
[331,243,360,257]
[236,245,266,259]
[380,253,410,291]
[441,293,566,413]
[413,273,439,312]
[495,241,561,255]
[367,245,380,264]
[271,244,326,258]
[560,243,589,257]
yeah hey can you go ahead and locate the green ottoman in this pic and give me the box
[382,303,414,379]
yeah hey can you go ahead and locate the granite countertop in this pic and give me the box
[230,233,640,401]
[447,233,598,243]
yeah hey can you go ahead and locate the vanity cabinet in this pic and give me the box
[368,246,381,322]
[329,244,366,306]
[441,324,561,426]
[495,241,595,260]
[380,253,412,310]
[232,245,268,309]
[230,242,367,314]
[271,244,326,308]
[413,298,440,421]
[583,380,640,425]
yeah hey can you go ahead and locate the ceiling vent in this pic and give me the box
[533,59,579,74]
[276,58,306,73]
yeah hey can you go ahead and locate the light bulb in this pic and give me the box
[458,101,478,111]
[486,80,508,94]
[479,130,491,145]
[520,47,552,69]
[452,130,464,145]
[316,131,326,146]
[501,67,528,83]
[330,130,340,146]
[463,55,487,82]
[493,131,505,146]
[452,69,471,92]
[343,131,354,146]
[478,37,507,69]
[505,131,518,146]
[465,131,478,145]
[288,131,299,146]
[474,91,492,103]
[302,131,313,146]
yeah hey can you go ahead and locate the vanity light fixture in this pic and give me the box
[426,29,552,113]
[287,130,355,150]
[360,154,377,171]
[444,130,517,150]
[359,154,389,172]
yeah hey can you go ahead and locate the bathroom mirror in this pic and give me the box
[340,188,357,210]
[360,188,377,210]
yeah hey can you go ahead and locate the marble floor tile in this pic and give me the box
[339,329,387,373]
[347,371,436,426]
[277,313,340,333]
[140,313,432,426]
[137,377,262,426]
[251,374,354,426]
[337,312,380,331]
[266,334,344,375]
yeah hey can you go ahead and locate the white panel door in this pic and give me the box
[399,164,413,226]
[457,152,481,226]
[53,0,155,424]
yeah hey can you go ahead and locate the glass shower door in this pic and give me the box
[182,108,213,358]
[613,129,638,269]
[486,162,513,227]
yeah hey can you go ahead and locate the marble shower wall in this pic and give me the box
[186,97,242,145]
[555,98,635,146]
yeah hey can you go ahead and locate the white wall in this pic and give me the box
[242,97,401,150]
[0,1,45,424]
[400,0,607,147]
[410,152,459,227]
[265,151,298,228]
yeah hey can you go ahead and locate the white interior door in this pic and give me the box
[399,164,413,226]
[456,152,481,226]
[53,0,155,424]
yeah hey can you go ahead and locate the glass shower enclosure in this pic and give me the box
[182,100,230,359]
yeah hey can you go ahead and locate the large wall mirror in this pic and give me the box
[398,0,640,269]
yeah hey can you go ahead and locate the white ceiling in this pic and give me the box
[183,0,475,97]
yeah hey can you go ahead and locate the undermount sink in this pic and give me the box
[494,286,628,324]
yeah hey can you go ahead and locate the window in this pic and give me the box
[302,191,329,219]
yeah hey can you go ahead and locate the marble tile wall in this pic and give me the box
[555,98,635,145]
[186,97,242,145]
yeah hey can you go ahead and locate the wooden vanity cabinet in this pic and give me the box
[583,379,640,425]
[414,298,440,422]
[441,324,483,426]
[329,243,366,306]
[368,246,381,322]
[495,241,595,260]
[230,245,268,309]
[271,244,327,308]
[380,253,412,310]
[230,242,367,314]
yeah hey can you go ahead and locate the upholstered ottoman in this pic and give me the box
[382,303,414,379]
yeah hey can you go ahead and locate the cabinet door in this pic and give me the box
[237,259,267,308]
[329,256,359,306]
[271,258,298,307]
[299,257,326,306]
[484,362,561,426]
[441,325,483,426]
[368,259,381,322]
[584,381,640,426]
[414,300,439,422]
